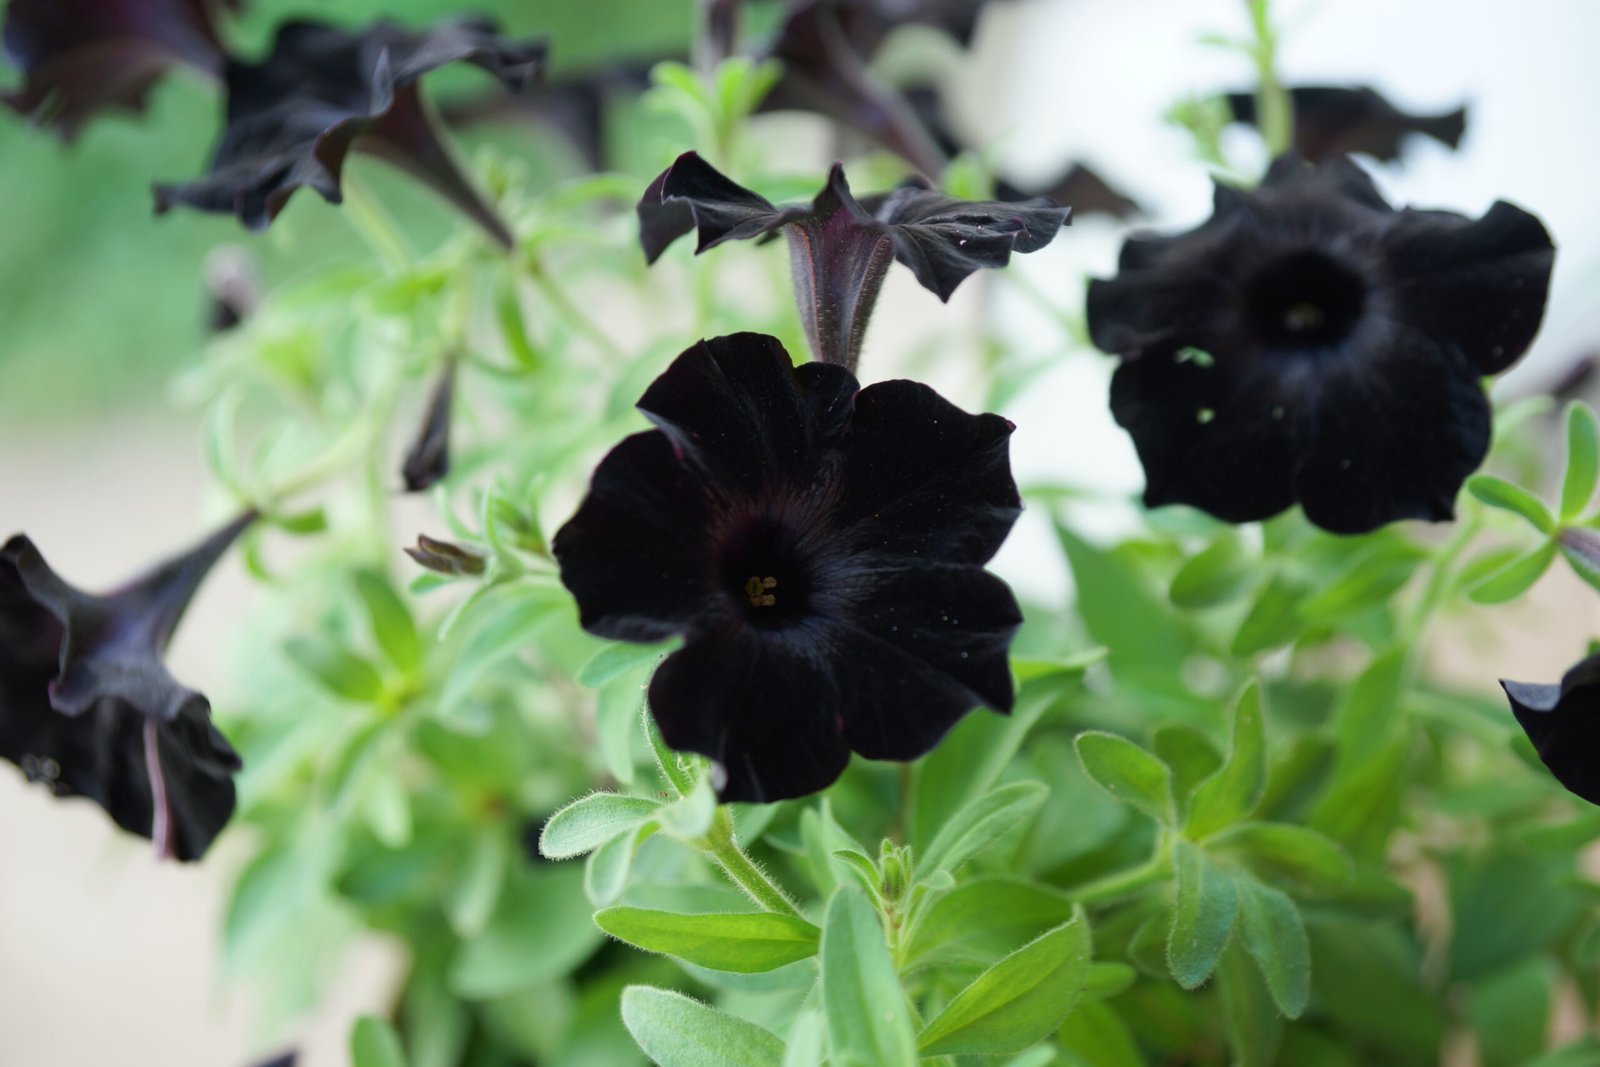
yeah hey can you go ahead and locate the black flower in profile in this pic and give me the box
[153,18,546,248]
[0,513,253,860]
[639,151,1068,369]
[1227,86,1467,164]
[2,0,239,141]
[552,333,1022,802]
[1501,654,1600,805]
[1087,155,1554,534]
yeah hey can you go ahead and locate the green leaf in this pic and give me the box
[538,792,661,859]
[1296,537,1427,623]
[352,1016,409,1067]
[1187,681,1266,837]
[449,867,603,998]
[584,823,647,907]
[1466,956,1555,1067]
[1207,822,1353,896]
[1075,732,1174,825]
[1168,840,1237,989]
[903,877,1075,970]
[1236,876,1310,1018]
[364,771,412,847]
[656,776,716,840]
[1466,538,1558,604]
[1055,1001,1145,1067]
[1468,474,1556,533]
[620,986,785,1067]
[578,639,675,688]
[1081,962,1137,1003]
[594,908,821,973]
[445,830,509,938]
[284,637,385,702]
[1151,724,1223,821]
[1170,536,1256,608]
[1231,573,1306,657]
[1562,403,1600,520]
[820,886,918,1067]
[917,912,1092,1056]
[916,780,1048,877]
[354,571,422,672]
[781,1011,826,1067]
[1217,941,1283,1067]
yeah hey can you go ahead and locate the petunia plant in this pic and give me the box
[10,2,1600,1067]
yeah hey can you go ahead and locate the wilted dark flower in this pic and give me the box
[0,513,254,860]
[1227,86,1467,163]
[406,534,485,577]
[1,0,239,141]
[1087,155,1554,534]
[757,0,1003,175]
[400,359,455,493]
[639,151,1068,369]
[1502,654,1600,805]
[153,17,546,248]
[552,332,1022,802]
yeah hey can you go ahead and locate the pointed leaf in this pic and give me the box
[1236,876,1310,1018]
[1187,681,1267,837]
[1468,474,1555,533]
[1075,732,1174,825]
[1563,404,1600,520]
[354,571,422,672]
[1466,539,1558,604]
[538,792,661,859]
[621,986,785,1067]
[821,886,918,1067]
[916,780,1048,877]
[595,908,820,973]
[1168,840,1238,989]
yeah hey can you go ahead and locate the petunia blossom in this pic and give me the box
[0,513,253,860]
[552,332,1022,802]
[1501,653,1600,806]
[639,151,1068,369]
[1,0,239,141]
[1086,155,1554,535]
[1227,86,1467,164]
[153,17,546,248]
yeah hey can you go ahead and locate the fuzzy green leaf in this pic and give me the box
[1236,876,1310,1018]
[821,886,918,1067]
[594,908,820,973]
[1208,822,1353,896]
[538,792,661,859]
[1168,840,1238,989]
[1075,732,1174,825]
[621,986,784,1067]
[916,780,1048,877]
[1187,681,1267,837]
[917,913,1092,1056]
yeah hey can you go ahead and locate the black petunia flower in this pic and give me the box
[153,17,546,248]
[2,0,239,141]
[552,332,1022,802]
[1227,86,1467,164]
[639,151,1068,369]
[0,513,253,860]
[1086,155,1554,535]
[1501,654,1600,805]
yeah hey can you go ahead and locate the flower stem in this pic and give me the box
[704,807,804,918]
[1065,851,1169,905]
[341,175,414,272]
[1246,0,1294,158]
[526,257,626,364]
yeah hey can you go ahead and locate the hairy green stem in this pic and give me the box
[704,807,804,918]
[1065,850,1169,905]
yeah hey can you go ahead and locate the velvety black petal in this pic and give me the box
[840,561,1020,721]
[648,630,850,803]
[834,379,1020,564]
[637,150,792,263]
[864,179,1070,301]
[401,359,455,492]
[1382,201,1555,375]
[153,18,544,247]
[1229,86,1467,163]
[1086,270,1233,360]
[552,431,720,643]
[1,0,235,141]
[636,333,857,491]
[1260,154,1392,214]
[1291,329,1490,533]
[1108,351,1298,524]
[1502,654,1600,806]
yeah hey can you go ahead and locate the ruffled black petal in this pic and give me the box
[2,0,236,141]
[638,153,1067,367]
[1087,154,1554,534]
[550,431,719,644]
[1382,201,1555,375]
[835,378,1021,563]
[0,514,252,860]
[648,630,851,803]
[554,332,1023,801]
[153,18,545,247]
[1228,86,1467,163]
[401,359,455,493]
[1502,654,1600,806]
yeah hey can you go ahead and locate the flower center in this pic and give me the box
[718,517,814,626]
[1245,250,1367,350]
